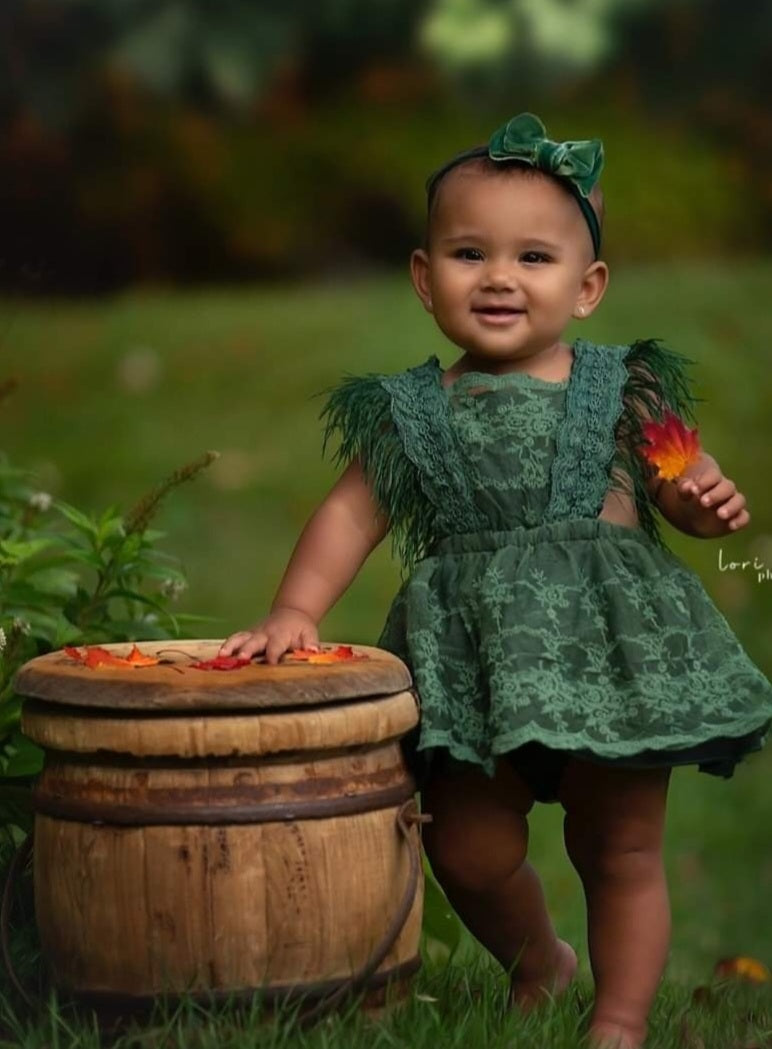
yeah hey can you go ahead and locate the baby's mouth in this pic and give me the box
[472,305,526,322]
[469,304,524,314]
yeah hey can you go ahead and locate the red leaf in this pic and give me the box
[287,645,368,664]
[639,411,701,481]
[63,644,160,669]
[123,643,161,667]
[188,656,254,671]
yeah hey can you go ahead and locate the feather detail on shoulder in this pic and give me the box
[614,339,704,548]
[318,370,436,575]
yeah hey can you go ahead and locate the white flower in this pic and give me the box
[160,578,187,601]
[0,627,6,653]
[12,618,31,635]
[29,491,53,512]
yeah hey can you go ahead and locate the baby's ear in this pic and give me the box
[574,259,609,319]
[410,249,433,313]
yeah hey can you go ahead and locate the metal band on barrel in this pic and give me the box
[32,779,416,825]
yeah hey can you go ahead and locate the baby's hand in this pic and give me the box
[676,453,750,536]
[219,607,320,665]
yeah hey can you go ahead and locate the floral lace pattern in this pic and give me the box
[446,378,566,530]
[379,519,772,775]
[321,341,772,775]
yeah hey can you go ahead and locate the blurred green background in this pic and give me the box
[2,0,771,983]
[2,0,769,649]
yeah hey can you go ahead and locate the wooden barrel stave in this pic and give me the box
[21,690,419,759]
[17,642,423,1004]
[34,808,422,996]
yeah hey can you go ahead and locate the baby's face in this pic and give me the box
[413,167,605,368]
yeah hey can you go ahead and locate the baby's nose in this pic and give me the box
[482,262,517,290]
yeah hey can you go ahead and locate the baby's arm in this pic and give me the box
[648,455,750,539]
[219,458,389,662]
[612,348,751,539]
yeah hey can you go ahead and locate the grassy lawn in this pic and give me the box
[2,261,771,1044]
[0,947,771,1048]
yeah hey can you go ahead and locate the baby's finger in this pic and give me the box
[727,508,751,532]
[699,477,736,509]
[684,466,722,495]
[716,491,746,521]
[265,635,291,666]
[233,632,269,659]
[219,632,252,657]
[298,628,320,651]
[676,477,700,500]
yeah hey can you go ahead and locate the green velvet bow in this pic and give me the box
[426,112,605,257]
[487,113,603,200]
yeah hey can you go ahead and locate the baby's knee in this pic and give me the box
[424,816,528,894]
[564,818,665,884]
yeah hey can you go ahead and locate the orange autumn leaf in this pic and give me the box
[713,956,771,984]
[122,644,162,667]
[288,645,368,664]
[640,411,701,481]
[64,644,161,669]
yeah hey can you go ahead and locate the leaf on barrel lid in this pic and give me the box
[63,644,161,669]
[123,644,162,667]
[639,411,701,481]
[188,655,254,671]
[713,956,771,984]
[287,645,368,664]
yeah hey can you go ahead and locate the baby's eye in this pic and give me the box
[453,247,484,262]
[520,251,551,264]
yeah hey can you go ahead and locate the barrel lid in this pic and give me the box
[14,640,412,711]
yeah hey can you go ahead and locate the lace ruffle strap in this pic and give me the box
[383,358,487,545]
[544,339,629,525]
[545,338,703,548]
[319,357,484,574]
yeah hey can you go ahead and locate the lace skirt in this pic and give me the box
[377,518,772,783]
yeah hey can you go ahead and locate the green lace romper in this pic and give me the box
[320,338,772,801]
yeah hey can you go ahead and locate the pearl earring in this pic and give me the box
[577,306,586,316]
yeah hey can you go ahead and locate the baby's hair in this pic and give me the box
[425,156,605,257]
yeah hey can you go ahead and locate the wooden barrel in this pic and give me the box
[15,640,423,1013]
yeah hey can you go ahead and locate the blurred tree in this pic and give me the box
[0,0,428,128]
[0,0,768,291]
[1,0,302,127]
[420,0,648,88]
[0,0,429,291]
[419,0,771,124]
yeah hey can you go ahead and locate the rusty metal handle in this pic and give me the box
[0,832,38,1010]
[297,797,431,1027]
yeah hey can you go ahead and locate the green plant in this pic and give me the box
[0,382,218,790]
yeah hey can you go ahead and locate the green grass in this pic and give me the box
[0,956,771,1048]
[2,262,772,1044]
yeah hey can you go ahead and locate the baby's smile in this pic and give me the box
[471,302,527,326]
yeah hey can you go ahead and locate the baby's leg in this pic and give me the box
[422,756,576,1008]
[558,761,671,1048]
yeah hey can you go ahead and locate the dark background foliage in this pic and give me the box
[1,0,770,293]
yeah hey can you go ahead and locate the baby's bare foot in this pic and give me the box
[588,1020,645,1049]
[509,939,577,1012]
